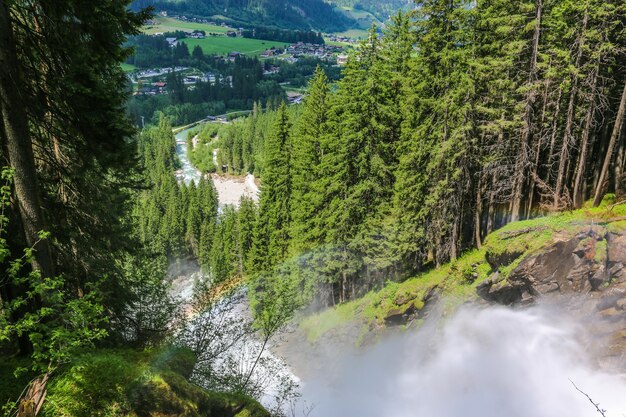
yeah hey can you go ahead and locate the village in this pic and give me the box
[127,13,355,108]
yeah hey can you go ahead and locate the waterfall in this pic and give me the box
[296,305,626,417]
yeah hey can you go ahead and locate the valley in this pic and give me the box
[1,1,625,417]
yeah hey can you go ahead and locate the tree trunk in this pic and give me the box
[546,87,564,172]
[511,0,543,221]
[450,215,459,260]
[614,124,625,198]
[0,1,54,278]
[572,64,600,208]
[593,80,626,207]
[554,10,588,209]
[474,178,483,249]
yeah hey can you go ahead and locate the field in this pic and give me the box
[331,28,370,39]
[181,37,289,57]
[143,16,229,35]
[120,63,137,72]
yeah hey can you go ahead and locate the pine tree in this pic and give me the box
[250,102,292,273]
[290,66,330,253]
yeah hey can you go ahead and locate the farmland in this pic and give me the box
[181,37,289,57]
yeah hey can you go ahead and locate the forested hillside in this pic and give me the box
[131,0,354,32]
[2,0,626,415]
[0,1,273,414]
[329,0,412,22]
[217,2,626,315]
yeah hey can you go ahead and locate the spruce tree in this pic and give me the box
[290,66,330,253]
[250,102,292,273]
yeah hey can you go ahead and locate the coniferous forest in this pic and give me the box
[1,0,626,416]
[221,3,626,310]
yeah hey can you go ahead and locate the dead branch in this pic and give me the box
[569,379,607,417]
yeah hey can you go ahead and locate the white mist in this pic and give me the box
[298,306,626,417]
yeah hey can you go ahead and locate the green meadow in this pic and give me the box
[181,37,289,57]
[120,63,137,72]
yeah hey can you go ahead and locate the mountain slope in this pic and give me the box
[289,199,626,370]
[328,0,413,23]
[131,0,355,32]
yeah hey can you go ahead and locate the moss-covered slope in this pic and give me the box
[38,347,269,417]
[300,199,626,346]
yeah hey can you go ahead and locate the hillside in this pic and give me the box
[279,199,626,374]
[2,348,270,417]
[328,0,413,26]
[131,0,354,32]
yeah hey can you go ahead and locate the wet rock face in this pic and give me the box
[477,227,626,370]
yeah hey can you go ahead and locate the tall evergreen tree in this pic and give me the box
[290,66,330,253]
[250,103,292,273]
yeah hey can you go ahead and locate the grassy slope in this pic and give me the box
[143,16,230,35]
[301,198,626,345]
[181,37,289,56]
[1,348,269,417]
[121,63,137,72]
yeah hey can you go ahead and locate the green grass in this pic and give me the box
[331,28,370,39]
[181,37,289,57]
[143,16,230,35]
[324,39,354,48]
[40,347,269,417]
[301,302,359,343]
[299,200,626,344]
[0,356,36,412]
[120,63,137,72]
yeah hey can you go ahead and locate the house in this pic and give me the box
[190,30,206,39]
[337,53,349,66]
[263,66,280,75]
[205,73,216,84]
[205,73,215,84]
[226,31,237,38]
[165,37,178,47]
[227,51,243,62]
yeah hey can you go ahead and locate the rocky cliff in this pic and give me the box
[477,224,626,370]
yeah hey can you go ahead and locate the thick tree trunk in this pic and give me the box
[511,0,543,221]
[0,1,54,278]
[593,80,626,207]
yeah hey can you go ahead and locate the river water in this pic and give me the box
[171,124,295,413]
[174,125,259,208]
[174,127,202,185]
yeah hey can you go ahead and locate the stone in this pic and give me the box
[599,307,623,321]
[608,262,624,278]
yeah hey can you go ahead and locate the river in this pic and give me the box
[171,123,296,413]
[174,125,259,208]
[174,127,202,185]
